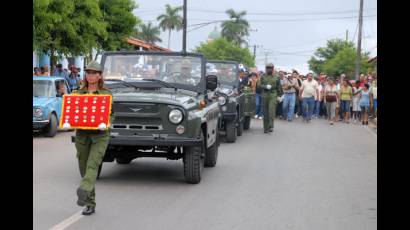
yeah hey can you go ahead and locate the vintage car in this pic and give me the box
[87,51,221,184]
[206,60,245,143]
[33,76,71,137]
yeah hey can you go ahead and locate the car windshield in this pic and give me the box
[103,54,202,87]
[206,63,238,83]
[33,80,54,97]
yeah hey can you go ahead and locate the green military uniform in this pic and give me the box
[256,64,283,133]
[74,87,113,208]
[74,61,114,212]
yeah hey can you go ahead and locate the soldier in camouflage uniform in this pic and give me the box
[73,61,114,215]
[256,63,283,133]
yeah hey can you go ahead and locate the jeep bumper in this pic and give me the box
[72,135,202,147]
[221,112,237,121]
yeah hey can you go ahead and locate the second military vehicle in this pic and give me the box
[206,61,245,143]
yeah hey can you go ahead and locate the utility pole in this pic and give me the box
[355,0,364,80]
[264,50,269,65]
[253,45,257,58]
[182,0,187,53]
[346,29,348,42]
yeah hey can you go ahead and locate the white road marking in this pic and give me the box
[49,211,84,230]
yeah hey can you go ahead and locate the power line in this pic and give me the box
[352,20,359,42]
[269,33,346,50]
[247,15,376,22]
[187,8,376,16]
[186,15,375,30]
[134,7,376,15]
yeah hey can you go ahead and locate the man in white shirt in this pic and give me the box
[299,73,319,123]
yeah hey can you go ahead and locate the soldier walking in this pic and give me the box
[256,63,283,133]
[74,61,114,215]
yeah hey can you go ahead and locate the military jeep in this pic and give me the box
[100,51,220,184]
[206,61,245,143]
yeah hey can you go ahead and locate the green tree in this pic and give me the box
[134,22,162,44]
[322,46,371,78]
[195,38,255,67]
[156,4,183,49]
[33,0,107,67]
[308,39,370,77]
[221,9,250,46]
[98,0,139,58]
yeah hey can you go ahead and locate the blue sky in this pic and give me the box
[133,0,377,74]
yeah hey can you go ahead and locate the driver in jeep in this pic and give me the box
[218,65,232,82]
[166,59,195,84]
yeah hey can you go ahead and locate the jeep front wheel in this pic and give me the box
[225,120,237,143]
[237,119,243,136]
[204,132,218,167]
[183,132,204,184]
[243,116,251,130]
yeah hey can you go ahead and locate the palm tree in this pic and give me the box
[134,22,162,44]
[221,9,250,46]
[156,4,183,49]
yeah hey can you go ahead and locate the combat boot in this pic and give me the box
[82,206,95,215]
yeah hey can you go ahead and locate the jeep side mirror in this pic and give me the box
[206,75,218,91]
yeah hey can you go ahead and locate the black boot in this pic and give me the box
[82,206,95,215]
[269,128,273,132]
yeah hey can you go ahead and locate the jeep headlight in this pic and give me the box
[34,108,43,117]
[169,109,183,124]
[218,96,227,105]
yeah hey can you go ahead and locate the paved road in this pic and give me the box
[33,118,377,230]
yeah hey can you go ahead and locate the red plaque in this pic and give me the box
[59,94,112,130]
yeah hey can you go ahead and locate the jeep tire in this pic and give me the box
[243,116,251,130]
[225,120,237,143]
[237,119,243,136]
[44,113,58,137]
[204,131,218,167]
[183,132,204,184]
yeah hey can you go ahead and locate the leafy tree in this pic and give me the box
[322,46,371,78]
[98,0,140,57]
[221,9,249,46]
[308,39,370,77]
[33,0,107,66]
[134,22,162,44]
[195,38,255,67]
[157,4,183,49]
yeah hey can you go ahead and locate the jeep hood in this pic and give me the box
[113,90,199,108]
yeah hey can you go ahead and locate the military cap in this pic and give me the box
[85,61,102,72]
[266,63,274,68]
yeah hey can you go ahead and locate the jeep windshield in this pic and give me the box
[206,62,238,86]
[33,80,54,97]
[102,53,204,92]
